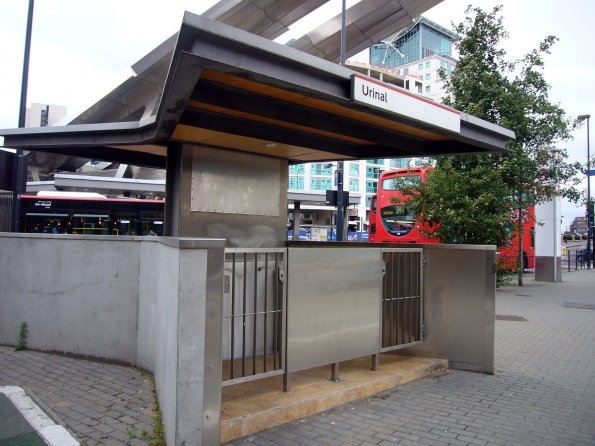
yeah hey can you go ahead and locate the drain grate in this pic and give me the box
[563,302,595,310]
[495,314,528,321]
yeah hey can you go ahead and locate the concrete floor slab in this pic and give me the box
[221,354,448,443]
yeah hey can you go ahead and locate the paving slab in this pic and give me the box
[226,269,595,445]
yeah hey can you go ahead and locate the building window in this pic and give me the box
[289,164,305,174]
[366,195,373,207]
[404,67,409,75]
[425,61,431,68]
[310,163,332,175]
[425,85,431,93]
[366,159,384,165]
[349,179,359,191]
[40,108,49,127]
[425,73,431,80]
[366,181,378,193]
[349,163,359,177]
[289,176,304,190]
[366,166,380,179]
[310,177,333,190]
[418,63,423,70]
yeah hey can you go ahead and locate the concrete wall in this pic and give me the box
[404,244,496,373]
[0,234,141,362]
[0,233,225,446]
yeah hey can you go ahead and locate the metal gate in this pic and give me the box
[381,249,424,352]
[222,248,286,386]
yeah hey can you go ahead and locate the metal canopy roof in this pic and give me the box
[289,0,443,62]
[202,0,329,40]
[0,13,513,169]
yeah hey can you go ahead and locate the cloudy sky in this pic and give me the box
[0,0,593,228]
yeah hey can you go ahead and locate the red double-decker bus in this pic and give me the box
[368,167,534,269]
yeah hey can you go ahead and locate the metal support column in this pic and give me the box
[292,201,301,241]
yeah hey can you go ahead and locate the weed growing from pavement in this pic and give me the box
[137,368,165,446]
[15,322,28,351]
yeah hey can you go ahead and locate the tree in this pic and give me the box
[409,5,582,285]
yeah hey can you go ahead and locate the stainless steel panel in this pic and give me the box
[191,146,281,216]
[203,245,225,446]
[534,256,562,282]
[176,144,288,247]
[404,245,496,373]
[286,247,383,373]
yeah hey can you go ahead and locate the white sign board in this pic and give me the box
[310,227,328,242]
[352,74,461,133]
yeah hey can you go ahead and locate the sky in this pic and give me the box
[0,0,593,229]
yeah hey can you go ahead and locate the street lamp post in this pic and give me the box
[578,114,591,269]
[10,0,35,233]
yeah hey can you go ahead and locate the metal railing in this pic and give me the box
[564,245,593,271]
[381,249,423,352]
[222,248,286,386]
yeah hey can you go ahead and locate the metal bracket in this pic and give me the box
[278,261,285,283]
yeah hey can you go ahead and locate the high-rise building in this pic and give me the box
[25,103,67,128]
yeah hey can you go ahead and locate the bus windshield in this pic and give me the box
[381,175,421,191]
[380,204,416,236]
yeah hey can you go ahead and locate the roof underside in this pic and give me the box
[1,12,513,169]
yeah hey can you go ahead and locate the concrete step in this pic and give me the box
[221,354,448,443]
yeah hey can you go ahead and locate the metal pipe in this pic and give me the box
[252,253,258,375]
[578,114,591,269]
[242,253,247,377]
[335,0,347,242]
[263,253,268,372]
[231,253,236,379]
[11,0,35,233]
[587,117,592,269]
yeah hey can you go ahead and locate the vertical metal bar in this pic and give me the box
[263,253,268,372]
[242,253,247,377]
[273,252,279,370]
[410,252,414,342]
[331,362,341,382]
[395,253,405,345]
[252,253,258,376]
[230,253,236,380]
[391,252,397,346]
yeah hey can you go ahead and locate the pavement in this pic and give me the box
[1,268,595,446]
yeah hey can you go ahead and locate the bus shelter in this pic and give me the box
[1,13,513,446]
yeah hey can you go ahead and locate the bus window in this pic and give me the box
[381,175,421,191]
[72,214,110,235]
[25,213,69,234]
[380,204,416,236]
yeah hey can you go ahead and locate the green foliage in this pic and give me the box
[410,5,582,282]
[15,322,28,351]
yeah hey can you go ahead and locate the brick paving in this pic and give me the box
[1,269,594,446]
[0,349,155,446]
[228,269,595,446]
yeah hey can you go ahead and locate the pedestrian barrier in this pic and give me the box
[222,248,286,386]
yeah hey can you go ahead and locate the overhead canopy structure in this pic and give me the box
[202,0,330,40]
[1,13,513,169]
[289,0,443,62]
